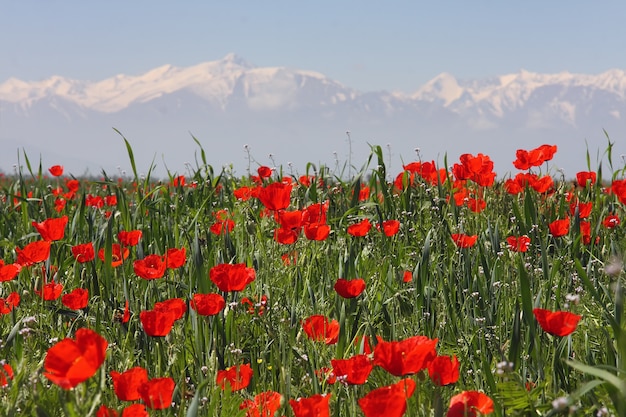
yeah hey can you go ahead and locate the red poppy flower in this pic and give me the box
[98,244,130,267]
[513,144,557,170]
[54,198,66,212]
[65,178,80,192]
[105,195,117,206]
[506,235,531,252]
[118,230,142,247]
[138,377,175,410]
[48,165,64,177]
[216,363,253,391]
[358,378,416,417]
[0,363,13,387]
[121,404,149,417]
[576,171,596,187]
[96,405,118,417]
[612,179,626,205]
[72,242,95,263]
[35,281,64,301]
[139,309,177,337]
[191,293,225,316]
[171,175,186,187]
[447,391,494,417]
[239,390,283,417]
[154,298,186,321]
[347,219,372,237]
[603,214,620,229]
[85,195,104,208]
[303,223,330,241]
[234,186,256,201]
[165,247,186,269]
[62,288,89,310]
[16,240,51,266]
[0,261,21,282]
[533,308,581,337]
[209,263,256,292]
[44,328,108,389]
[331,354,373,385]
[467,198,486,213]
[257,166,272,179]
[302,315,340,345]
[32,216,68,241]
[381,220,401,237]
[282,251,298,266]
[210,219,236,235]
[569,201,592,219]
[133,254,167,280]
[0,292,20,315]
[334,278,366,299]
[289,393,331,417]
[373,335,438,376]
[402,270,413,283]
[548,218,570,237]
[111,366,149,401]
[120,300,130,324]
[302,202,328,224]
[241,295,268,316]
[274,227,300,244]
[451,234,478,248]
[452,153,496,187]
[257,182,292,211]
[428,355,460,386]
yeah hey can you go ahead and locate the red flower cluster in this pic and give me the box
[0,292,20,315]
[504,173,553,194]
[513,144,557,170]
[210,209,235,235]
[394,160,447,189]
[140,298,186,336]
[452,153,496,187]
[273,202,331,244]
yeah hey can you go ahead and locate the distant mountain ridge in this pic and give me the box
[1,53,625,177]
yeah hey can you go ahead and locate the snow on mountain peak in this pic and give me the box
[412,72,463,105]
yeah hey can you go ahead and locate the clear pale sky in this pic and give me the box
[2,1,626,92]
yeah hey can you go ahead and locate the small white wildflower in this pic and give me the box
[552,396,569,411]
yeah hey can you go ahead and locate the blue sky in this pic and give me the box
[3,1,626,92]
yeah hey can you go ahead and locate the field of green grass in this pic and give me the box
[0,140,625,416]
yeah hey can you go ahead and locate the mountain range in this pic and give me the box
[1,53,625,178]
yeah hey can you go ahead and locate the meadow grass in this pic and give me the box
[0,141,625,416]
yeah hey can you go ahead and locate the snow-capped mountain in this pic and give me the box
[1,54,625,178]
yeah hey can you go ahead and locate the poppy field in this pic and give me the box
[0,139,625,416]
